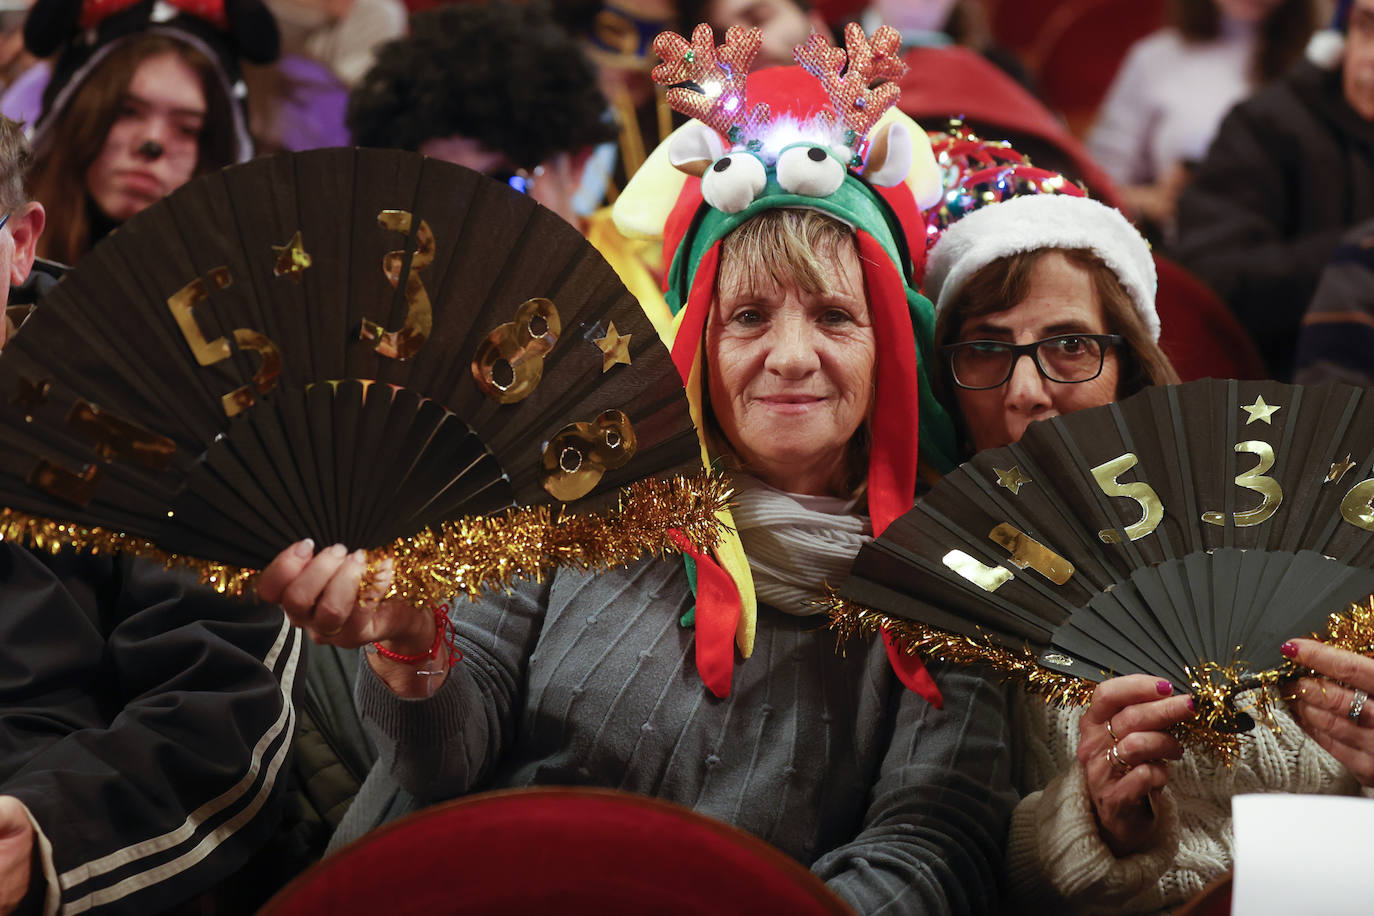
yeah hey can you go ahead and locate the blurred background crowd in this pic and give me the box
[0,0,1368,384]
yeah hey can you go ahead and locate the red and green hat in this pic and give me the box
[614,24,957,703]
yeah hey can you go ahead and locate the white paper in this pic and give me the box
[1231,793,1374,915]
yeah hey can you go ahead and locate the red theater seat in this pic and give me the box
[260,788,852,915]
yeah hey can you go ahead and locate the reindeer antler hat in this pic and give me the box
[614,24,958,702]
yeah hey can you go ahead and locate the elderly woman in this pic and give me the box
[259,38,1017,915]
[924,182,1374,912]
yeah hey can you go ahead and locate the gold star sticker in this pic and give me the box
[271,231,312,281]
[994,465,1031,495]
[593,321,632,372]
[1327,454,1358,485]
[1241,395,1281,425]
[11,376,50,422]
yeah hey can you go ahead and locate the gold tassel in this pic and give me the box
[827,594,1374,765]
[0,473,730,607]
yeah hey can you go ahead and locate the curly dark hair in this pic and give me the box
[347,1,615,168]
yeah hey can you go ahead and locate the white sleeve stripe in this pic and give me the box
[58,618,301,894]
[67,668,300,912]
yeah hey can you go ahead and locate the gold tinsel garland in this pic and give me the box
[827,595,1374,764]
[0,473,731,608]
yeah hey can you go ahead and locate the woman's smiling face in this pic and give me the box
[706,237,875,496]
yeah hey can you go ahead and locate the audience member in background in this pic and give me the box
[0,112,303,916]
[19,1,270,265]
[1293,217,1374,385]
[350,1,615,229]
[264,0,404,88]
[553,0,679,188]
[854,0,1032,89]
[676,0,827,67]
[1175,0,1374,380]
[682,0,1123,205]
[1089,0,1315,241]
[0,112,42,350]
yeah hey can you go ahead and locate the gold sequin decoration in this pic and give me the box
[994,465,1030,495]
[271,231,312,281]
[0,473,730,611]
[1327,455,1357,485]
[593,322,633,373]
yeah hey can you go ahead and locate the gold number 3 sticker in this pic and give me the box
[1202,441,1282,528]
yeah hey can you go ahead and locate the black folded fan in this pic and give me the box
[837,379,1374,722]
[0,149,700,573]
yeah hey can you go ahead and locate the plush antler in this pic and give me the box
[794,23,907,142]
[652,24,769,141]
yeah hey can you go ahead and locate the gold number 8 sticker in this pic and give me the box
[472,298,561,404]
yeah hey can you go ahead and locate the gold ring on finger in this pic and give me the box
[1107,744,1133,776]
[1106,719,1122,743]
[318,622,345,638]
[1349,688,1369,724]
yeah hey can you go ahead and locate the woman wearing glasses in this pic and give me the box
[923,185,1374,912]
[925,190,1178,453]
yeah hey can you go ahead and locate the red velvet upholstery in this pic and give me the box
[1029,0,1167,135]
[1154,255,1267,381]
[989,0,1069,53]
[897,45,1127,210]
[260,788,853,915]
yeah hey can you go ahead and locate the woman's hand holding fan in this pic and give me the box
[258,540,446,697]
[1076,674,1194,855]
[1284,639,1374,787]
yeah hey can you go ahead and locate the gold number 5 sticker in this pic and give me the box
[1091,453,1164,543]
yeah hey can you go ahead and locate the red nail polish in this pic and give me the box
[1157,680,1172,695]
[1281,641,1298,659]
[1187,696,1195,711]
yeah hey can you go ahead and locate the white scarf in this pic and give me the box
[729,475,872,617]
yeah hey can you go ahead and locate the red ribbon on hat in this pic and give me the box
[80,0,228,30]
[855,229,943,708]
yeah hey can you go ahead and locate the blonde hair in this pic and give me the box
[703,208,873,496]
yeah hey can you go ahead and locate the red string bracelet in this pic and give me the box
[371,602,463,669]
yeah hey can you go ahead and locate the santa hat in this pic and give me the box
[924,190,1159,341]
[1308,0,1353,68]
[614,24,958,703]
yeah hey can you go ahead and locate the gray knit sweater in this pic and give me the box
[356,556,1017,914]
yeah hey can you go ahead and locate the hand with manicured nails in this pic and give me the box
[1283,638,1374,787]
[1075,674,1195,857]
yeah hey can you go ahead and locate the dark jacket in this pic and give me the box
[1175,61,1374,380]
[0,547,304,914]
[1294,218,1374,386]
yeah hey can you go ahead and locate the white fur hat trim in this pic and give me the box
[923,194,1160,341]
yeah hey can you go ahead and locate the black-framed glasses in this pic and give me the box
[942,333,1124,390]
[0,209,10,232]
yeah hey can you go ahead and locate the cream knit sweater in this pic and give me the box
[1006,689,1364,913]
